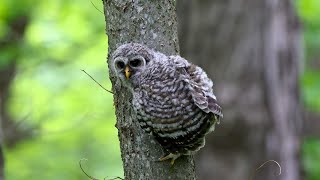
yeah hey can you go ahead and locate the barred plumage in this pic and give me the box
[111,43,223,164]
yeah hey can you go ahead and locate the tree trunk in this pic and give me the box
[0,15,29,180]
[177,0,303,180]
[0,61,17,180]
[102,0,196,179]
[0,63,15,180]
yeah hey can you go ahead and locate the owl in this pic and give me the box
[111,43,223,165]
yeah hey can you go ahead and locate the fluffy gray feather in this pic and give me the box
[111,43,222,156]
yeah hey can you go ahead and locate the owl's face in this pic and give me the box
[112,43,154,86]
[113,55,147,81]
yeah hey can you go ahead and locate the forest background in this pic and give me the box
[0,0,319,179]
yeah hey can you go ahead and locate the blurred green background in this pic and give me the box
[0,0,122,179]
[0,0,319,179]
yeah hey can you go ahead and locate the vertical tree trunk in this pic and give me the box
[177,0,302,180]
[0,62,17,180]
[0,145,3,180]
[0,15,29,180]
[263,1,302,180]
[102,1,196,179]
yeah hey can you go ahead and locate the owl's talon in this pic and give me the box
[158,153,181,165]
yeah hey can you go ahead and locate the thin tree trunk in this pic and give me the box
[177,0,302,180]
[0,62,16,180]
[0,15,29,180]
[102,1,196,179]
[0,145,3,180]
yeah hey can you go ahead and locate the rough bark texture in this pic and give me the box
[177,0,302,180]
[103,0,196,179]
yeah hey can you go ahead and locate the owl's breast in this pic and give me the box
[132,75,194,129]
[136,74,188,108]
[131,71,218,154]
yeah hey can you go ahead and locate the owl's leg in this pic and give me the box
[159,153,181,165]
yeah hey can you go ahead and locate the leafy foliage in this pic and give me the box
[303,139,320,180]
[1,0,123,179]
[296,0,320,179]
[297,0,320,112]
[1,0,319,179]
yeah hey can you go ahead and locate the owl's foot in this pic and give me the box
[159,153,181,165]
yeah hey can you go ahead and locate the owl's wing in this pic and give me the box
[171,56,223,119]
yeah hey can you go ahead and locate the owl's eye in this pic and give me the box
[129,59,142,67]
[116,61,125,69]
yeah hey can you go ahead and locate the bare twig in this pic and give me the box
[79,158,124,180]
[250,160,281,180]
[81,69,113,94]
[104,176,124,180]
[79,158,99,180]
[256,160,281,175]
[90,0,104,14]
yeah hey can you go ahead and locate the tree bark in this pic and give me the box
[177,0,302,180]
[102,1,196,179]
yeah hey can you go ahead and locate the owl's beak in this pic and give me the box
[124,65,131,79]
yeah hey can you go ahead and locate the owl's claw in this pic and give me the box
[159,153,181,165]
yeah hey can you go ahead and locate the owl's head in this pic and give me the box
[111,43,154,85]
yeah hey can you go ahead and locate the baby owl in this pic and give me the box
[111,43,223,165]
